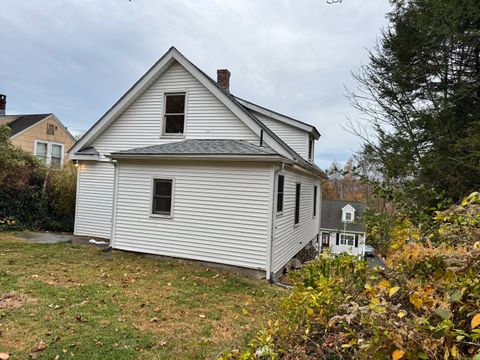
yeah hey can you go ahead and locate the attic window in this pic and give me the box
[341,204,356,223]
[163,93,185,134]
[308,136,314,161]
[345,212,352,222]
[47,124,55,135]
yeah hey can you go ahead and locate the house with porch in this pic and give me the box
[320,199,367,257]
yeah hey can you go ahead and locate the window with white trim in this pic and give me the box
[152,179,173,216]
[35,142,48,164]
[277,175,284,213]
[340,233,355,246]
[308,136,314,161]
[34,141,63,167]
[163,93,186,134]
[294,183,301,224]
[345,211,353,222]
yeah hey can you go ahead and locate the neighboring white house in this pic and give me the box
[320,200,367,257]
[69,47,326,280]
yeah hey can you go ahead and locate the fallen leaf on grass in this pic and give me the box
[199,314,206,319]
[392,349,404,360]
[160,340,167,346]
[150,317,159,322]
[0,353,9,360]
[37,341,46,351]
[472,313,480,330]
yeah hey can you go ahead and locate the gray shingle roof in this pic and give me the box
[0,114,51,136]
[111,139,280,157]
[320,199,366,233]
[76,146,99,155]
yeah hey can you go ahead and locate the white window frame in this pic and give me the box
[277,174,285,214]
[294,182,301,226]
[308,136,314,161]
[345,211,353,222]
[161,91,188,137]
[149,177,175,219]
[340,233,355,246]
[341,204,356,223]
[34,140,64,167]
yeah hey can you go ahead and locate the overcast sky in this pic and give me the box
[1,0,391,169]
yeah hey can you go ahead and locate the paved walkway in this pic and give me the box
[14,231,109,248]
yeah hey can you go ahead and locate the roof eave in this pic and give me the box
[107,153,292,163]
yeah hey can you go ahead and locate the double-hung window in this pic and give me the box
[340,233,355,246]
[51,144,62,167]
[308,137,314,161]
[163,93,186,135]
[34,141,63,167]
[152,179,173,216]
[294,183,301,225]
[35,142,48,164]
[277,175,284,213]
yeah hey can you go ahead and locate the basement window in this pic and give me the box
[163,93,186,134]
[277,175,284,213]
[152,179,173,216]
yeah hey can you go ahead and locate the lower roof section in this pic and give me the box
[109,139,278,157]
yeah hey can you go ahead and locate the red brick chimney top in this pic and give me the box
[217,69,231,92]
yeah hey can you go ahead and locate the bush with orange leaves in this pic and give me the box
[221,193,480,359]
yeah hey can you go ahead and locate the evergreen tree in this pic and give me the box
[351,0,480,210]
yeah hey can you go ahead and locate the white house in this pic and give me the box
[320,200,366,257]
[69,47,326,280]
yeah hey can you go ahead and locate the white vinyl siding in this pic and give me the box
[112,161,272,270]
[253,111,310,159]
[92,62,259,155]
[272,169,321,273]
[74,161,114,239]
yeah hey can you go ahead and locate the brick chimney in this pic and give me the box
[0,94,5,116]
[217,69,231,92]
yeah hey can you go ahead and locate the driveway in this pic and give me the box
[367,255,386,268]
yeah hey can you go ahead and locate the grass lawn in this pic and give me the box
[0,233,284,359]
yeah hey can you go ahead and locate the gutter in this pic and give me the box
[108,154,292,163]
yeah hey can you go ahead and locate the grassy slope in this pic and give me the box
[0,234,283,359]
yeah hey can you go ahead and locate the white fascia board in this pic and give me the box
[69,153,100,161]
[236,98,320,140]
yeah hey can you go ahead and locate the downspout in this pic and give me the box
[268,162,284,284]
[105,159,118,252]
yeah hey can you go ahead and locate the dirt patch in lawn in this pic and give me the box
[0,293,32,310]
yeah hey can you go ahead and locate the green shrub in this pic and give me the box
[0,125,76,232]
[222,193,480,359]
